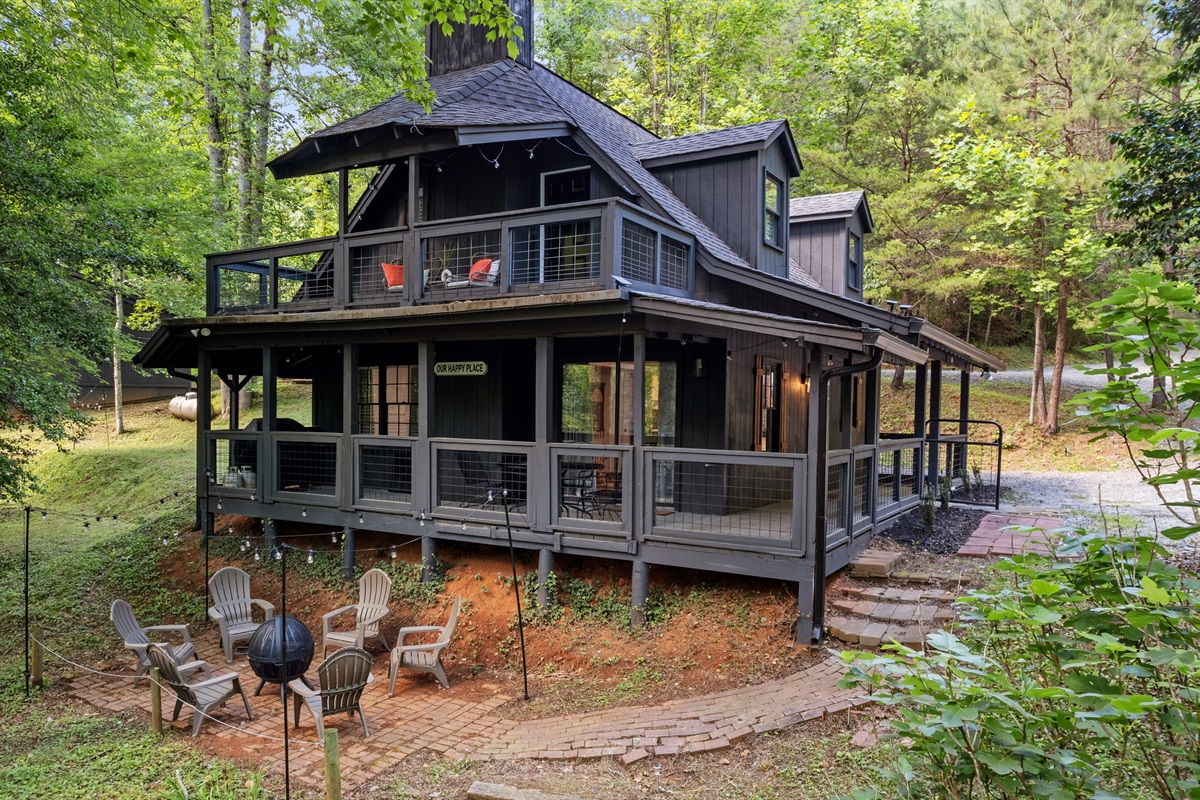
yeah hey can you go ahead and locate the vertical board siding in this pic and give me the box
[789,220,846,296]
[651,154,758,267]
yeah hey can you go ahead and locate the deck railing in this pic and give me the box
[551,444,632,537]
[206,198,695,315]
[353,435,415,508]
[642,448,807,553]
[429,439,535,524]
[876,436,924,522]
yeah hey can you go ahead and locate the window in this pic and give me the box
[763,172,784,249]
[357,365,418,436]
[754,355,781,451]
[847,232,862,291]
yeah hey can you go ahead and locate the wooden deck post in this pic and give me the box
[324,727,341,800]
[342,527,356,581]
[420,537,437,583]
[926,361,942,489]
[630,560,649,628]
[150,667,163,735]
[31,623,43,689]
[536,549,554,610]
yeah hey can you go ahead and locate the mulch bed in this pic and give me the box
[877,505,991,555]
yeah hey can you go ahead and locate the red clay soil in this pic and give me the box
[162,515,823,716]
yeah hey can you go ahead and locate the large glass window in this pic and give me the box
[559,361,676,446]
[358,365,418,436]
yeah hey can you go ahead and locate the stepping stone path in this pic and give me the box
[826,584,960,649]
[957,513,1061,558]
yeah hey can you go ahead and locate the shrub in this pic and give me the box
[840,531,1200,799]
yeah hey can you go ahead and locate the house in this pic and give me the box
[135,0,1001,643]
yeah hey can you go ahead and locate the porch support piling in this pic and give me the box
[536,549,554,610]
[264,518,278,554]
[630,560,649,628]
[342,527,356,581]
[420,536,437,583]
[957,369,970,479]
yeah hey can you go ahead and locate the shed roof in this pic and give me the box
[789,190,873,233]
[631,120,801,174]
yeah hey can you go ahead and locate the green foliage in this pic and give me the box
[1073,271,1200,538]
[840,531,1200,800]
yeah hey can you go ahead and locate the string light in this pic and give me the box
[274,547,282,561]
[390,545,397,559]
[461,518,467,530]
[331,531,338,543]
[250,492,256,501]
[253,548,261,561]
[40,511,46,521]
[217,499,223,510]
[358,513,364,524]
[301,508,307,518]
[161,534,169,545]
[307,548,314,564]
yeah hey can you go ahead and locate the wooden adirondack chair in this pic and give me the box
[207,566,275,662]
[110,599,199,684]
[146,643,253,736]
[387,596,461,695]
[288,647,374,738]
[321,568,392,656]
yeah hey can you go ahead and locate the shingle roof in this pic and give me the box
[630,120,788,162]
[788,190,866,220]
[788,258,823,290]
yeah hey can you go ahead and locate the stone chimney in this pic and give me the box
[426,0,533,76]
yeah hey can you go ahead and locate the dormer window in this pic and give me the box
[763,171,784,249]
[847,232,862,292]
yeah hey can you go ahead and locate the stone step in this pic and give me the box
[889,569,970,585]
[829,596,956,624]
[827,615,926,649]
[842,585,960,604]
[849,549,903,578]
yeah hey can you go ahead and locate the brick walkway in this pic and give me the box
[958,512,1061,557]
[64,629,863,792]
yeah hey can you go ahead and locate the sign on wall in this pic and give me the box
[434,361,488,377]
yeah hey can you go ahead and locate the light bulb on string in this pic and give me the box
[162,535,169,545]
[217,499,223,510]
[301,508,307,517]
[332,530,338,543]
[40,511,46,521]
[274,547,282,561]
[240,538,249,552]
[358,513,364,524]
[307,548,314,564]
[390,545,397,559]
[419,512,425,527]
[253,548,261,561]
[461,518,467,530]
[250,492,256,501]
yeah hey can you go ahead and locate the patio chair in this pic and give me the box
[207,566,275,662]
[289,647,374,738]
[321,567,393,657]
[443,256,500,289]
[146,643,253,737]
[110,599,199,684]
[387,596,461,695]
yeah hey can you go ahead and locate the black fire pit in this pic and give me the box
[246,616,314,696]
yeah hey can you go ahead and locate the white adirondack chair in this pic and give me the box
[207,566,275,662]
[322,568,393,656]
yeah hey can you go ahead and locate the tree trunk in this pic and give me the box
[200,0,226,231]
[1043,285,1069,435]
[248,24,276,246]
[891,364,905,389]
[1103,332,1115,383]
[1030,304,1046,426]
[112,266,125,435]
[235,0,252,246]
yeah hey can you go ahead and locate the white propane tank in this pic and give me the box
[169,391,200,421]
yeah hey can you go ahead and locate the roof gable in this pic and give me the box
[631,120,801,175]
[789,190,873,233]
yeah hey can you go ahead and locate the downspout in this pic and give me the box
[168,367,198,383]
[810,346,884,644]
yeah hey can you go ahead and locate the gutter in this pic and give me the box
[808,346,884,645]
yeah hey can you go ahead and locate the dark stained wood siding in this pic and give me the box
[432,339,537,441]
[650,154,758,267]
[789,219,846,296]
[759,143,790,278]
[427,0,532,76]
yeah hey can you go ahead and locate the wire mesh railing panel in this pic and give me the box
[826,461,847,537]
[510,219,601,286]
[276,440,337,496]
[557,453,624,523]
[898,445,920,501]
[650,459,795,543]
[422,230,502,295]
[357,442,413,503]
[276,249,335,307]
[216,264,269,313]
[435,447,528,509]
[853,455,873,523]
[877,448,898,508]
[350,240,406,302]
[659,236,689,290]
[208,434,260,490]
[620,221,656,284]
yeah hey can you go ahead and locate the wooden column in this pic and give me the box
[415,341,432,514]
[926,361,942,487]
[261,348,278,503]
[197,349,211,528]
[532,336,553,532]
[340,346,356,511]
[797,347,822,644]
[957,368,971,480]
